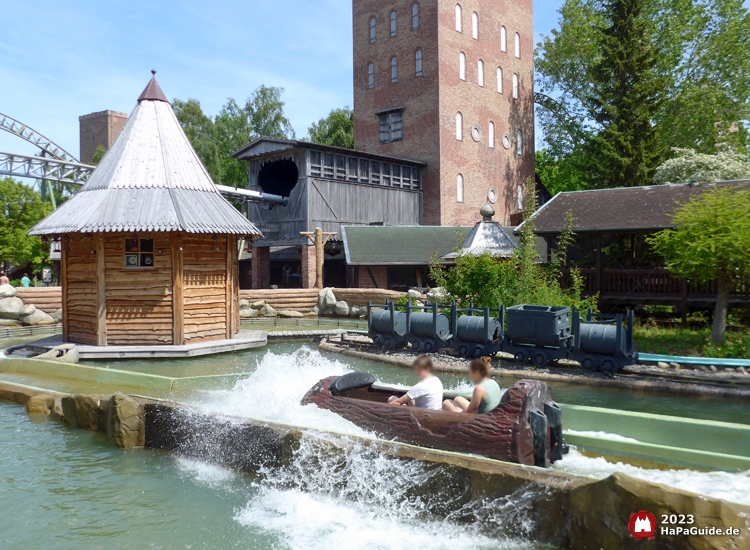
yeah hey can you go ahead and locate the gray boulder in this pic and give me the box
[239,299,251,310]
[261,304,277,317]
[0,319,19,326]
[334,300,350,316]
[310,305,320,316]
[426,287,448,305]
[52,308,63,322]
[107,392,145,449]
[349,305,365,318]
[61,394,108,431]
[0,296,25,319]
[278,310,304,318]
[19,308,55,326]
[20,304,36,317]
[406,289,422,300]
[318,288,337,313]
[240,308,260,319]
[251,300,266,309]
[27,393,55,415]
[0,284,16,298]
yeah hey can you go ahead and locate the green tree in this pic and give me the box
[0,178,52,274]
[653,148,750,184]
[535,149,589,195]
[91,145,107,165]
[173,98,223,183]
[647,186,750,343]
[307,107,354,149]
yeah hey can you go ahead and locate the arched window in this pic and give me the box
[477,59,484,87]
[455,4,462,32]
[489,121,495,148]
[391,57,398,82]
[512,73,519,99]
[472,12,479,39]
[457,174,464,203]
[390,11,397,36]
[415,49,423,76]
[367,63,375,88]
[500,26,507,52]
[517,129,523,156]
[412,3,419,29]
[369,17,376,43]
[515,32,521,58]
[459,52,466,80]
[456,112,463,141]
[517,184,524,210]
[496,67,503,93]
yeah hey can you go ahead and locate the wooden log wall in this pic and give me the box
[182,234,229,344]
[64,235,98,345]
[14,287,62,314]
[237,288,406,312]
[103,234,174,346]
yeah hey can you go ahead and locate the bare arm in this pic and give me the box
[388,393,411,406]
[466,385,487,414]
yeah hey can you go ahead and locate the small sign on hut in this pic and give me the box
[29,73,263,347]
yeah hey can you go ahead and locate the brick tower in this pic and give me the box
[79,110,128,164]
[352,0,535,226]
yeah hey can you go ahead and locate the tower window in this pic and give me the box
[459,52,466,80]
[457,174,464,203]
[512,73,519,99]
[489,121,495,148]
[515,32,521,58]
[367,63,375,88]
[455,4,462,32]
[412,3,419,29]
[379,110,404,143]
[415,49,423,77]
[391,57,398,82]
[500,26,507,52]
[497,67,503,93]
[370,17,376,43]
[517,129,523,156]
[456,112,463,141]
[472,12,479,39]
[390,11,397,36]
[478,59,484,87]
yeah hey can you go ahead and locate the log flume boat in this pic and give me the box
[301,372,568,467]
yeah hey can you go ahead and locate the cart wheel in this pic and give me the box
[412,338,424,352]
[581,355,599,372]
[424,339,437,353]
[532,351,549,367]
[383,335,396,350]
[472,344,487,358]
[372,334,384,348]
[458,343,472,357]
[514,349,529,364]
[600,359,618,375]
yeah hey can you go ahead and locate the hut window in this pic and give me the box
[125,238,154,268]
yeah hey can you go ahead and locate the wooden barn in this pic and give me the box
[29,74,262,347]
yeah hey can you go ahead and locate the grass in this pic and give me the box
[634,323,750,359]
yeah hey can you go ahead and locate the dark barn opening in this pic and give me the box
[258,159,299,197]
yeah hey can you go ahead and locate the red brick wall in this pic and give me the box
[301,245,317,288]
[357,267,389,289]
[352,0,534,226]
[251,246,270,289]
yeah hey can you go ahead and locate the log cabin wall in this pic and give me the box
[182,234,230,344]
[103,233,174,345]
[63,235,99,345]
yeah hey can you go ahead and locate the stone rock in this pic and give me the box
[61,394,109,431]
[0,284,16,298]
[310,305,320,315]
[261,304,277,317]
[709,365,718,372]
[406,289,422,300]
[303,311,319,318]
[657,362,670,369]
[36,343,79,363]
[349,305,364,318]
[0,296,24,320]
[251,300,266,309]
[725,367,735,373]
[50,396,65,422]
[426,287,448,305]
[239,308,260,319]
[278,310,304,318]
[52,308,63,322]
[0,319,19,326]
[239,299,251,310]
[318,288,336,313]
[107,392,145,449]
[26,393,55,415]
[334,300,349,316]
[20,304,36,316]
[669,362,681,369]
[738,367,747,375]
[19,308,55,326]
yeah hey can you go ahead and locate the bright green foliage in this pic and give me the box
[173,86,295,188]
[429,181,598,311]
[91,145,107,166]
[634,323,750,359]
[0,178,52,274]
[536,149,589,195]
[307,108,354,149]
[654,148,750,184]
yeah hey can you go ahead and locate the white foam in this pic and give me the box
[175,456,236,488]
[565,430,641,443]
[554,449,750,506]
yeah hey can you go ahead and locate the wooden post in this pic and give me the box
[301,228,337,289]
[95,233,107,346]
[171,233,184,345]
[596,234,603,294]
[61,235,68,343]
[225,235,233,339]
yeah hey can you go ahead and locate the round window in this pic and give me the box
[502,132,511,149]
[487,186,498,204]
[471,124,482,142]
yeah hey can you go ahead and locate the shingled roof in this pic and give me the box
[30,74,262,238]
[519,181,750,235]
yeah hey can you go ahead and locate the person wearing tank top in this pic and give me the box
[442,357,503,414]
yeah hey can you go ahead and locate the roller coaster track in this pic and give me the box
[0,151,93,186]
[0,112,79,163]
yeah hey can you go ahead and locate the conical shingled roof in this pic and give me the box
[30,75,262,238]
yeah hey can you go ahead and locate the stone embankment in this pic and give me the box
[0,285,59,327]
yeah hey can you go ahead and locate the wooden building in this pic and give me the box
[29,74,262,346]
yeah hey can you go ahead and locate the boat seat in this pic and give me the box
[330,372,376,396]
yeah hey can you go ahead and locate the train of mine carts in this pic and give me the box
[367,301,638,375]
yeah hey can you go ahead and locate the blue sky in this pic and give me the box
[0,0,563,160]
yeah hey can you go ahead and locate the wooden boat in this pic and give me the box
[301,372,567,467]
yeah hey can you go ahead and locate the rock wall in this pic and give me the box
[0,284,58,327]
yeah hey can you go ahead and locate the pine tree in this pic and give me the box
[587,0,666,187]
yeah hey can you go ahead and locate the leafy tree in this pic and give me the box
[91,145,107,165]
[307,107,354,149]
[0,178,52,274]
[536,149,589,195]
[647,185,750,343]
[172,98,223,183]
[653,148,750,184]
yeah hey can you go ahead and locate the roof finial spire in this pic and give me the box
[151,69,156,76]
[480,201,496,222]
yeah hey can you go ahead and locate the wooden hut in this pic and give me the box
[29,74,262,347]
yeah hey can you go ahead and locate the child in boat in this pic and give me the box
[387,355,443,410]
[442,357,503,414]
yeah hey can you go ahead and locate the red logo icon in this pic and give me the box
[628,510,657,540]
